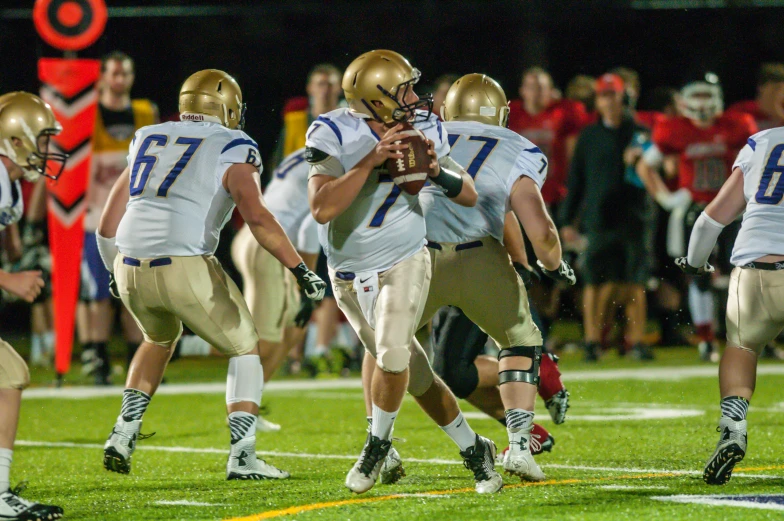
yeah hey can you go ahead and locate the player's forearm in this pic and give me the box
[299,251,318,271]
[97,168,130,238]
[503,212,528,267]
[309,160,373,224]
[637,161,672,203]
[246,211,303,269]
[450,171,478,207]
[529,221,561,271]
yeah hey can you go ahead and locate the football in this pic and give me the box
[385,125,432,195]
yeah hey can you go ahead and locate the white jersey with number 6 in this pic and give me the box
[116,120,261,258]
[420,120,548,244]
[731,126,784,266]
[264,147,319,254]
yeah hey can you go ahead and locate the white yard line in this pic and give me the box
[14,440,781,479]
[22,365,784,400]
[155,500,227,507]
[651,494,784,511]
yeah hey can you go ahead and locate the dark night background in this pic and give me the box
[2,0,783,163]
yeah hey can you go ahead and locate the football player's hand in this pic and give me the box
[537,259,577,286]
[1,270,44,303]
[109,273,121,299]
[426,138,440,177]
[675,257,715,276]
[365,124,409,167]
[293,292,316,328]
[656,188,692,211]
[290,262,327,301]
[513,261,540,289]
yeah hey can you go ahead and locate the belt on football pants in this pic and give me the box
[335,271,356,281]
[741,261,784,271]
[122,256,172,267]
[426,240,484,252]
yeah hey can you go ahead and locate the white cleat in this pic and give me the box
[503,437,546,482]
[460,435,503,494]
[703,416,747,485]
[103,416,143,474]
[545,389,570,425]
[227,436,290,480]
[0,483,63,521]
[256,415,282,432]
[345,434,391,494]
[379,447,405,484]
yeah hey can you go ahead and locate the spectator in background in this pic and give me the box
[79,51,158,384]
[509,67,590,208]
[566,74,596,112]
[269,63,342,171]
[727,63,784,130]
[559,74,654,362]
[431,74,460,119]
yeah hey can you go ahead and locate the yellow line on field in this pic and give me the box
[223,472,680,520]
[736,464,784,472]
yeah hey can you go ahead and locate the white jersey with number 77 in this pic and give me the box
[116,120,262,258]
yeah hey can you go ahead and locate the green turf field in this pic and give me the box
[12,347,784,520]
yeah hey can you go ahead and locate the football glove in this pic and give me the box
[537,259,577,286]
[289,262,327,301]
[675,257,715,276]
[293,289,316,328]
[109,273,120,299]
[513,261,540,289]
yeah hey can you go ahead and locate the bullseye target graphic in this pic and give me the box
[33,0,107,51]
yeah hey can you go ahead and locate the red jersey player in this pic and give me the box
[726,63,784,131]
[508,67,590,206]
[638,73,757,361]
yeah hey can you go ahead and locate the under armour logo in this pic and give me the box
[235,450,248,467]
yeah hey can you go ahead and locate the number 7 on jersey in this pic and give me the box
[130,134,205,197]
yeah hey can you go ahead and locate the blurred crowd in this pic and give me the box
[7,53,784,380]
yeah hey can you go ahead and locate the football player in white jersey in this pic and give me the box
[307,50,509,495]
[416,73,575,480]
[96,70,326,481]
[677,125,784,485]
[0,92,64,520]
[231,146,319,432]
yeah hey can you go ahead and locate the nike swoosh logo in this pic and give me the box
[455,419,464,428]
[360,277,372,283]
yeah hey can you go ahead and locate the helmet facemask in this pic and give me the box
[681,81,723,123]
[26,129,68,181]
[375,68,434,124]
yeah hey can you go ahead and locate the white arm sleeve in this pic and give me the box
[686,212,725,268]
[96,232,119,273]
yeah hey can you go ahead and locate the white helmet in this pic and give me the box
[681,72,723,123]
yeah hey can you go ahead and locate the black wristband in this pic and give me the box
[430,168,463,198]
[289,262,310,280]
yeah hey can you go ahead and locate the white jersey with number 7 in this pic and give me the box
[116,120,261,258]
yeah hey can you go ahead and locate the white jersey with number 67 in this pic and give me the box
[420,120,548,244]
[116,120,261,258]
[731,126,784,266]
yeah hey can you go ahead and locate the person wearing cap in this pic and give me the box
[559,73,655,362]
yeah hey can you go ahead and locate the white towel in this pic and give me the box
[353,271,380,330]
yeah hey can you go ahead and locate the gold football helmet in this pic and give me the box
[342,50,433,124]
[0,92,66,181]
[441,74,510,127]
[179,69,246,129]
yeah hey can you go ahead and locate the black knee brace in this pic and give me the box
[498,345,541,386]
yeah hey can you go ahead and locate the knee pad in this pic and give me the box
[498,345,541,386]
[0,342,30,390]
[443,360,479,399]
[226,354,264,406]
[377,346,411,374]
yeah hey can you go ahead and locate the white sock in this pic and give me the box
[440,412,477,452]
[314,344,329,357]
[31,334,42,363]
[370,404,398,441]
[505,409,534,448]
[43,332,54,354]
[0,448,12,493]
